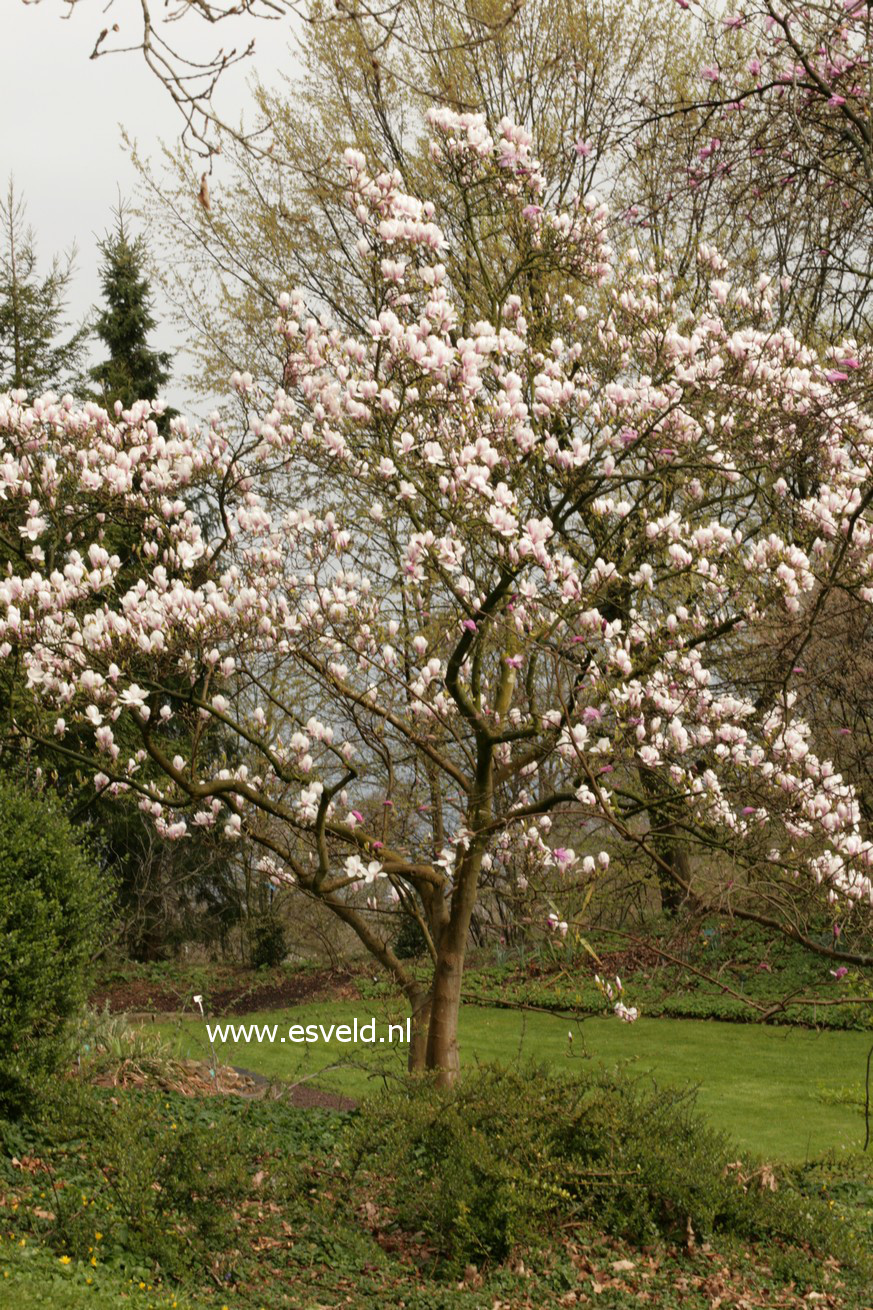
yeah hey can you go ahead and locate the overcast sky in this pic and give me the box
[1,2,296,407]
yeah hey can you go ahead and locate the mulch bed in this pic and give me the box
[90,966,363,1016]
[84,1057,358,1110]
[87,966,365,1111]
[230,1065,358,1111]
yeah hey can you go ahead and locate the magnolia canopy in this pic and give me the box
[1,108,872,1071]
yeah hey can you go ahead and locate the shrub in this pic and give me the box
[0,779,107,1115]
[38,1083,306,1280]
[349,1064,855,1274]
[393,914,429,960]
[251,913,287,968]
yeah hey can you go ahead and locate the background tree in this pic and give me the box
[88,205,172,412]
[131,0,690,406]
[0,200,224,966]
[0,179,89,395]
[623,0,873,345]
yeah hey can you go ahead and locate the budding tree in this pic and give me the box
[2,111,873,1081]
[628,0,873,340]
[21,0,523,156]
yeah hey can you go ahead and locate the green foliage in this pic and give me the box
[3,1072,872,1307]
[788,1150,873,1252]
[250,914,288,969]
[0,781,107,1115]
[0,180,89,395]
[88,205,171,411]
[393,913,429,960]
[461,918,872,1032]
[33,1083,308,1281]
[351,1066,557,1268]
[350,1064,859,1275]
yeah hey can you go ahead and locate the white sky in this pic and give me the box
[1,2,297,407]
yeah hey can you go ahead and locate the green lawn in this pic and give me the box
[150,1000,873,1162]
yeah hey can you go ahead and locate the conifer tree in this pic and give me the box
[89,205,171,409]
[0,179,88,395]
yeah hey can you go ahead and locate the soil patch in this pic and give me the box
[285,1084,357,1112]
[90,966,362,1016]
[81,1058,357,1110]
[229,1067,358,1112]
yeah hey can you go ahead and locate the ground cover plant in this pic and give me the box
[91,916,873,1030]
[455,920,873,1030]
[3,1063,873,1309]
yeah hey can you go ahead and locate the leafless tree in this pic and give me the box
[21,0,524,155]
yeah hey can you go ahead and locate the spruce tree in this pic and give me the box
[89,205,171,409]
[0,179,89,395]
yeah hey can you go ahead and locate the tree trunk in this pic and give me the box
[639,766,694,915]
[423,857,482,1084]
[656,842,691,915]
[425,948,463,1084]
[407,988,432,1073]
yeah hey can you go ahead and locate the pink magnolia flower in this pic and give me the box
[614,1002,639,1023]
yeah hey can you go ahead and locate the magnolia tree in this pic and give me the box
[2,110,873,1080]
[630,0,873,338]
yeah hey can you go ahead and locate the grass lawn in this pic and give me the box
[150,1000,873,1162]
